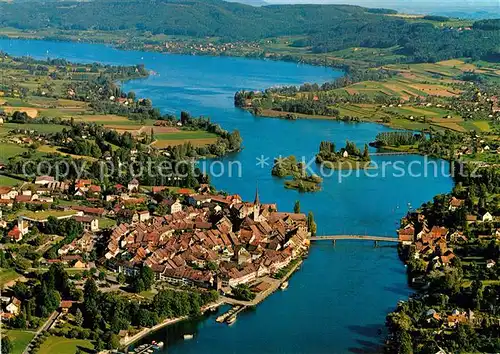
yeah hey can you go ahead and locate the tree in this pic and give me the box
[140,266,154,290]
[362,144,370,161]
[117,273,126,284]
[307,211,317,236]
[75,307,84,327]
[293,200,301,214]
[397,330,413,354]
[83,278,100,329]
[232,284,256,301]
[1,336,12,354]
[12,312,27,329]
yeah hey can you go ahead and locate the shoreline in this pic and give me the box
[120,301,223,349]
[122,258,304,349]
[0,33,350,72]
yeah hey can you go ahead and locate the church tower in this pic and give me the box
[253,186,261,222]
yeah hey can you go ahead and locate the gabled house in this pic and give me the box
[171,200,183,214]
[0,187,18,200]
[6,297,21,315]
[128,178,139,193]
[35,175,55,185]
[448,197,464,211]
[481,212,493,222]
[74,216,99,232]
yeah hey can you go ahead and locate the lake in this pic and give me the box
[0,38,454,353]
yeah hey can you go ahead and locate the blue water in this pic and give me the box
[0,38,454,353]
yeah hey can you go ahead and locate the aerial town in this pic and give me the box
[1,175,310,286]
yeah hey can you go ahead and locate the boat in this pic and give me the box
[226,316,237,325]
[280,281,289,290]
[216,315,226,323]
[184,334,194,340]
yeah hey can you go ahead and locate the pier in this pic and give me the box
[216,305,247,324]
[133,343,156,354]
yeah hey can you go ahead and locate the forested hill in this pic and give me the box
[0,0,499,63]
[0,0,376,39]
[223,0,267,6]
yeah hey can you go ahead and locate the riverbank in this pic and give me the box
[121,301,224,349]
[244,108,439,134]
[0,38,455,354]
[124,259,304,350]
[0,28,353,71]
[224,259,304,307]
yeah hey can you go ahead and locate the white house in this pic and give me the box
[128,178,139,192]
[35,175,55,185]
[171,200,183,214]
[482,212,493,222]
[486,259,496,269]
[137,210,150,222]
[0,187,18,200]
[74,216,99,232]
[6,298,21,315]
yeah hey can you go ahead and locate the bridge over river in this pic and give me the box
[309,235,401,245]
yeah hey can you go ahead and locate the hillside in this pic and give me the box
[0,0,373,40]
[224,0,267,6]
[0,0,498,63]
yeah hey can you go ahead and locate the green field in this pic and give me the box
[155,131,218,141]
[0,268,21,286]
[0,174,24,186]
[153,130,218,148]
[98,217,117,229]
[0,142,28,162]
[458,120,492,132]
[1,123,66,134]
[38,336,94,354]
[5,330,36,354]
[17,210,78,222]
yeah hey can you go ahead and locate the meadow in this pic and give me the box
[0,142,28,161]
[37,336,94,354]
[5,330,36,354]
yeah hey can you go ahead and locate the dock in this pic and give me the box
[215,305,247,324]
[132,343,156,354]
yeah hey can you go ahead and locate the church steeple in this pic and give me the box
[254,185,260,206]
[253,185,261,222]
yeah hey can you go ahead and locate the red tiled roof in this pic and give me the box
[8,226,21,240]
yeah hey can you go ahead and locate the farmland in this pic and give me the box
[0,268,21,286]
[241,58,498,134]
[5,330,36,354]
[37,336,94,354]
[0,174,24,186]
[153,130,218,148]
[0,142,28,161]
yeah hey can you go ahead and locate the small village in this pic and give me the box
[0,173,312,349]
[394,192,500,338]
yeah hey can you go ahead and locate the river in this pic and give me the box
[0,39,454,353]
